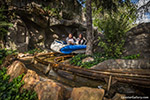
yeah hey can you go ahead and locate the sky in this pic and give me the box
[131,0,150,23]
[113,0,150,23]
[111,0,150,23]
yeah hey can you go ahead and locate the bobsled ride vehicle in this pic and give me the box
[50,39,86,54]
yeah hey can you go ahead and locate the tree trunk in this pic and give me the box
[85,0,93,55]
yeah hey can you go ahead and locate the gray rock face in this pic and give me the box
[91,59,150,69]
[92,23,150,70]
[5,0,88,52]
[6,18,29,52]
[82,57,94,63]
[123,22,150,59]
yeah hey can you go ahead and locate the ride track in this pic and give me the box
[33,52,150,91]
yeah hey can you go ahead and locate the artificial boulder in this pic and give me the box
[91,59,150,69]
[5,0,87,51]
[123,22,150,59]
[112,93,126,100]
[7,61,27,82]
[6,18,29,52]
[22,70,40,91]
[82,57,94,63]
[39,76,72,100]
[70,87,105,100]
[34,81,65,100]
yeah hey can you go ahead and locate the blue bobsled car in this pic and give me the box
[50,40,86,54]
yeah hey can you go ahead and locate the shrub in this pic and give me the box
[70,53,140,69]
[70,53,114,69]
[121,54,140,59]
[93,2,137,58]
[0,49,17,65]
[0,6,13,42]
[0,67,37,100]
[97,11,135,58]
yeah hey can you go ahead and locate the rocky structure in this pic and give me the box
[3,53,149,100]
[91,59,150,69]
[82,57,94,63]
[22,69,40,91]
[93,22,150,59]
[123,22,150,59]
[34,81,66,100]
[5,59,105,100]
[112,93,126,100]
[5,0,87,52]
[70,87,105,100]
[92,22,150,69]
[6,18,29,52]
[7,60,27,81]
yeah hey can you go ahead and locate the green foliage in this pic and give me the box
[70,54,88,66]
[92,0,132,13]
[0,7,8,41]
[0,49,17,65]
[70,53,140,69]
[25,48,43,54]
[43,5,62,19]
[0,67,37,100]
[121,54,140,59]
[70,53,113,69]
[94,8,136,57]
[92,1,137,58]
[0,6,13,41]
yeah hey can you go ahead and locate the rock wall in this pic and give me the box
[123,22,150,59]
[6,18,29,52]
[92,22,150,70]
[93,22,150,59]
[5,0,87,52]
[91,59,150,69]
[6,0,150,55]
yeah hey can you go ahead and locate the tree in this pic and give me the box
[85,0,93,55]
[85,0,135,55]
[91,1,137,57]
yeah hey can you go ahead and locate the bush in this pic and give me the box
[0,49,17,65]
[121,54,140,59]
[0,67,37,100]
[0,6,13,42]
[92,2,137,58]
[70,53,114,69]
[70,53,140,69]
[98,11,135,58]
